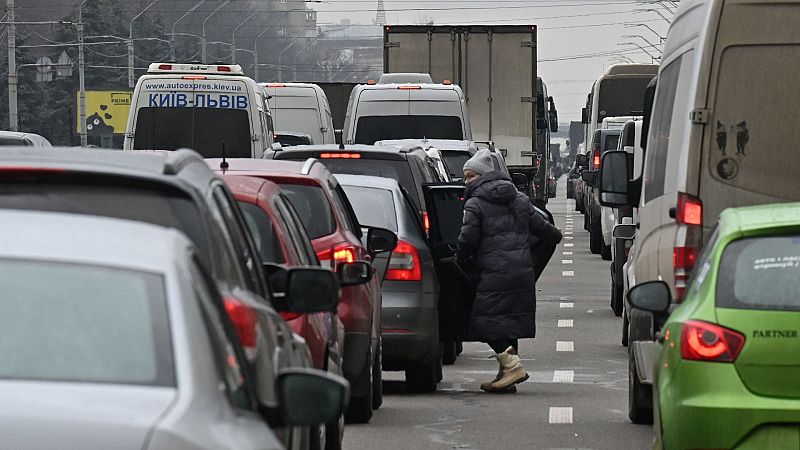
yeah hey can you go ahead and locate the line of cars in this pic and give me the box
[573,0,800,448]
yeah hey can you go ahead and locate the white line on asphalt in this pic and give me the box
[553,370,575,383]
[558,319,573,328]
[559,302,573,308]
[549,407,574,424]
[562,271,574,277]
[564,243,574,247]
[562,260,573,264]
[556,341,574,352]
[565,236,574,240]
[564,231,573,235]
[563,251,573,256]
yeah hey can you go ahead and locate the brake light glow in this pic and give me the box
[158,64,173,71]
[398,85,422,90]
[593,144,601,168]
[442,79,452,85]
[267,83,286,87]
[217,66,231,72]
[320,153,361,159]
[280,312,302,321]
[367,79,377,85]
[386,240,422,281]
[422,211,430,234]
[676,192,703,226]
[681,320,745,363]
[317,244,357,269]
[223,297,259,360]
[182,75,207,80]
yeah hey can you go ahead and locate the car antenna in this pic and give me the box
[339,140,345,150]
[220,142,229,171]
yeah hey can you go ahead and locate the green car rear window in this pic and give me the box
[717,235,800,311]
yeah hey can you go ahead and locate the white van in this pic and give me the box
[260,82,335,146]
[343,82,472,145]
[124,63,275,158]
[597,0,800,423]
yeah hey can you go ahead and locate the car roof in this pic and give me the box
[720,203,800,235]
[206,157,319,177]
[0,130,38,139]
[335,174,401,191]
[0,147,200,176]
[222,174,283,204]
[0,209,190,273]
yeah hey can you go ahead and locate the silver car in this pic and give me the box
[337,174,442,393]
[0,210,348,450]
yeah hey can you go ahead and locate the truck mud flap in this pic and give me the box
[632,341,660,386]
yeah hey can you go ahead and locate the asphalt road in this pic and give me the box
[344,181,654,450]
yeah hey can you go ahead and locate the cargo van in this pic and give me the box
[261,82,335,145]
[124,63,276,158]
[597,0,800,424]
[343,83,472,145]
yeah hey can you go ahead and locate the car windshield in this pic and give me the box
[341,185,398,232]
[314,158,422,210]
[354,116,463,145]
[440,151,472,179]
[275,183,335,239]
[238,201,286,264]
[0,259,173,386]
[0,181,211,266]
[133,107,251,157]
[717,235,800,311]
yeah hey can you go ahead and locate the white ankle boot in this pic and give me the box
[480,347,529,392]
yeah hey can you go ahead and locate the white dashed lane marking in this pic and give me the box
[562,260,573,264]
[564,243,574,247]
[552,370,575,383]
[563,251,573,256]
[549,407,574,424]
[562,271,574,277]
[559,302,574,308]
[557,319,573,328]
[556,341,574,352]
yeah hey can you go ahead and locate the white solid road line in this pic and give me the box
[552,370,575,383]
[548,407,574,424]
[556,341,574,352]
[559,302,574,308]
[562,271,574,277]
[557,319,573,328]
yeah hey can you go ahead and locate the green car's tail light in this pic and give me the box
[681,320,745,363]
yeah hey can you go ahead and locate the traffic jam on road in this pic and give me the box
[2,1,800,449]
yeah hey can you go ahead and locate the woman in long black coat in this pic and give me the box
[457,149,562,393]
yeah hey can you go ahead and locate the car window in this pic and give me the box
[440,151,472,179]
[644,56,682,203]
[278,182,336,239]
[313,158,421,210]
[717,234,800,311]
[354,116,464,145]
[332,183,363,237]
[604,134,620,152]
[275,195,317,265]
[341,185,398,232]
[188,258,253,410]
[400,188,425,239]
[212,186,264,295]
[0,259,174,386]
[238,201,286,264]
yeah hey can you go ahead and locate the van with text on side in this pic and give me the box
[124,63,277,158]
[342,81,472,145]
[261,82,336,146]
[596,0,800,424]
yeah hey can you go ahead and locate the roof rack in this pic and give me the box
[300,158,318,176]
[163,149,201,175]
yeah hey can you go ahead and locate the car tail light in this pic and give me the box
[267,83,286,87]
[223,297,259,360]
[182,75,207,80]
[422,211,430,234]
[320,153,361,159]
[317,244,357,269]
[158,64,172,70]
[367,79,377,85]
[673,192,703,299]
[681,320,745,363]
[397,85,422,90]
[442,79,452,85]
[592,144,601,168]
[386,240,422,281]
[217,66,231,72]
[280,312,302,321]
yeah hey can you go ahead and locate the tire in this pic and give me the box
[406,359,438,393]
[324,416,343,450]
[310,424,326,450]
[622,312,629,347]
[345,349,373,424]
[601,243,612,261]
[590,218,603,254]
[436,354,443,382]
[372,340,383,410]
[584,212,590,231]
[611,280,624,317]
[629,351,654,424]
[442,341,457,365]
[456,341,463,355]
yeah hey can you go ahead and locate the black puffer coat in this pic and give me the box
[457,171,563,341]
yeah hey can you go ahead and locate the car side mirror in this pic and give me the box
[271,142,283,152]
[511,173,529,190]
[576,153,588,168]
[581,171,596,186]
[286,267,340,314]
[262,263,289,310]
[581,107,589,124]
[628,281,671,314]
[612,223,637,240]
[598,151,630,207]
[276,368,349,426]
[337,261,373,287]
[334,129,343,146]
[367,227,398,255]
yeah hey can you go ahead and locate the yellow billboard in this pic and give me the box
[76,91,132,135]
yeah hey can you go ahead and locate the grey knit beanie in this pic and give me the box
[463,148,494,176]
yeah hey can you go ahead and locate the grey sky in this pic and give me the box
[309,0,671,119]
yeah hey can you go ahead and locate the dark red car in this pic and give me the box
[207,158,395,424]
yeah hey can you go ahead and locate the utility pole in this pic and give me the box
[129,0,159,88]
[278,25,314,82]
[7,0,17,131]
[78,1,87,147]
[202,0,229,64]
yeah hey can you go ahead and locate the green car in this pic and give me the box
[629,204,800,450]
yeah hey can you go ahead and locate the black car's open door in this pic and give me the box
[422,183,474,342]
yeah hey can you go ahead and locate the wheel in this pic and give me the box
[436,353,443,382]
[324,415,343,450]
[406,359,438,393]
[442,341,457,365]
[622,312,629,346]
[372,340,383,410]
[611,280,624,317]
[629,351,654,424]
[601,243,612,261]
[590,218,603,254]
[584,212,590,231]
[456,341,463,355]
[310,424,326,450]
[345,349,373,424]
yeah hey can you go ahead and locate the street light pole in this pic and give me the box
[171,0,206,61]
[129,0,159,88]
[231,8,263,64]
[278,25,314,82]
[201,0,229,64]
[7,0,17,131]
[252,11,293,82]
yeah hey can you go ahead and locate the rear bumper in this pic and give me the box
[657,361,800,449]
[380,288,439,367]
